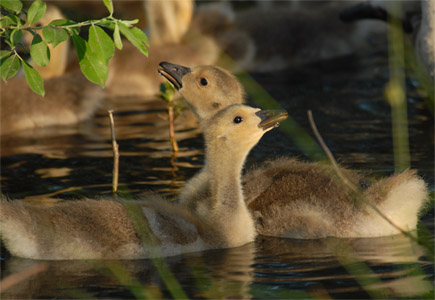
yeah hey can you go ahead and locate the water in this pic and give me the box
[1,49,433,298]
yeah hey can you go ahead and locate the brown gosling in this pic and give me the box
[158,61,430,238]
[0,4,104,135]
[0,104,286,259]
[106,0,220,98]
[0,71,104,135]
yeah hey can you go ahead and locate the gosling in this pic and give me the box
[0,105,287,259]
[159,61,429,239]
[106,0,220,98]
[0,5,104,135]
[0,71,104,135]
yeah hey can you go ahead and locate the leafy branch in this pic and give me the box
[0,0,149,96]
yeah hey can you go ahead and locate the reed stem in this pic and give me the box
[386,1,410,172]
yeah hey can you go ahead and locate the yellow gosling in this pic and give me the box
[0,104,286,259]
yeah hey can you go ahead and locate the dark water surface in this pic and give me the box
[1,49,433,299]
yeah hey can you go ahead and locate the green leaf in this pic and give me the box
[1,15,24,27]
[10,29,22,47]
[30,34,50,67]
[102,0,113,16]
[23,61,45,96]
[159,82,175,102]
[0,0,23,13]
[119,19,139,26]
[71,34,107,87]
[113,22,123,50]
[50,19,80,36]
[88,25,114,64]
[42,26,69,48]
[0,50,11,60]
[98,20,115,30]
[27,0,47,25]
[118,23,149,56]
[0,55,20,81]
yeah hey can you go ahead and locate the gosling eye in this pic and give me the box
[233,116,243,124]
[200,77,208,86]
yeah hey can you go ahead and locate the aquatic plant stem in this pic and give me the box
[168,104,179,154]
[108,110,119,194]
[386,1,410,173]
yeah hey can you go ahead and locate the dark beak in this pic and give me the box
[256,110,288,130]
[158,61,192,90]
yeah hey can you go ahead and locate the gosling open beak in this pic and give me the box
[256,110,288,130]
[158,61,192,90]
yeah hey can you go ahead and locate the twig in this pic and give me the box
[0,262,48,291]
[168,105,179,154]
[108,110,119,195]
[158,82,179,155]
[170,152,178,179]
[307,110,412,238]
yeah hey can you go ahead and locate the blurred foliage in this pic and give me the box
[0,0,149,95]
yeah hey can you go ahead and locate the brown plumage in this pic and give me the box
[0,4,104,135]
[159,62,245,120]
[106,0,220,98]
[159,61,430,238]
[0,71,104,135]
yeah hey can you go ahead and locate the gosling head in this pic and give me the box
[203,104,288,154]
[158,62,246,121]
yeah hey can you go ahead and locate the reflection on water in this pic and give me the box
[1,48,433,299]
[255,235,433,299]
[1,236,432,299]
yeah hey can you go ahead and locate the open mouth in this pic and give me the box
[256,110,288,130]
[158,61,192,90]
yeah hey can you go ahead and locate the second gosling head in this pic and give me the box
[203,104,288,152]
[159,61,245,120]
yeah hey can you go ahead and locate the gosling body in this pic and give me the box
[0,5,103,135]
[0,105,283,259]
[0,71,103,135]
[159,62,430,239]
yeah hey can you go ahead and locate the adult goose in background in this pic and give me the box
[0,105,286,259]
[159,61,430,239]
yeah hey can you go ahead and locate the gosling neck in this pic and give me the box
[203,138,250,210]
